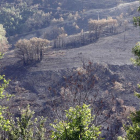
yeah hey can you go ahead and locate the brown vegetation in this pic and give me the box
[47,62,131,139]
[15,37,50,65]
[0,24,9,53]
[88,17,118,39]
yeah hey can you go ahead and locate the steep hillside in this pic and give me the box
[0,0,140,139]
[3,0,138,11]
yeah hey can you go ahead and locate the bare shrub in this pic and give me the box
[67,11,81,21]
[51,17,64,25]
[48,62,127,139]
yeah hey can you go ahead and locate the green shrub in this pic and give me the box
[7,105,47,140]
[50,104,101,140]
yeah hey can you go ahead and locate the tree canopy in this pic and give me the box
[50,104,101,140]
[0,24,9,53]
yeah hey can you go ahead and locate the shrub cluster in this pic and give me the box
[15,37,50,65]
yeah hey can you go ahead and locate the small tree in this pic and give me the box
[0,24,9,53]
[25,10,51,31]
[7,105,47,140]
[15,37,50,65]
[131,42,140,65]
[50,104,101,140]
[44,27,66,40]
[88,18,106,39]
[88,17,118,40]
[0,53,13,139]
[0,53,47,140]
